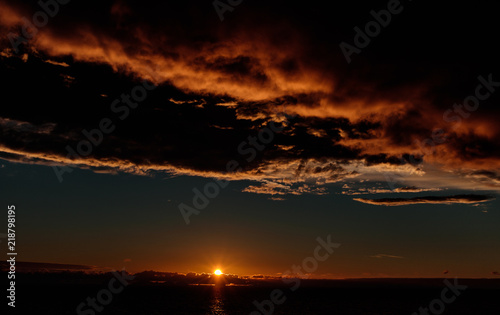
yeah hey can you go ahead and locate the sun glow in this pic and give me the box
[214,269,223,275]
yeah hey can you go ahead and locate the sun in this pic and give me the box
[214,269,223,275]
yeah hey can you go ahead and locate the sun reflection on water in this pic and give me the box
[208,286,226,315]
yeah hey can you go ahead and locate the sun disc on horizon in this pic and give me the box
[214,269,223,275]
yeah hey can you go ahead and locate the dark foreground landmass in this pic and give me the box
[1,265,499,314]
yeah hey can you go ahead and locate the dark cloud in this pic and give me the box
[370,254,404,259]
[354,195,495,206]
[342,186,442,196]
[1,0,500,194]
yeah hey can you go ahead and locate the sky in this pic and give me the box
[0,0,499,278]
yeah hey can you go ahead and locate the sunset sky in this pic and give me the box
[0,0,499,278]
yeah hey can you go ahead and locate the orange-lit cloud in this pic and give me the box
[1,0,500,199]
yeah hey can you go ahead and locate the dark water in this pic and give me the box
[4,282,500,314]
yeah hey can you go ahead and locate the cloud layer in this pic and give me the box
[1,0,499,199]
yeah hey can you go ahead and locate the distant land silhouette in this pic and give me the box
[2,261,500,314]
